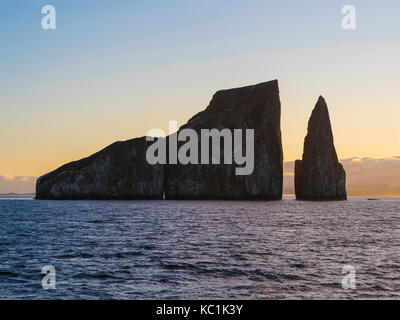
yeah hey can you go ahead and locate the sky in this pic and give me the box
[1,0,399,193]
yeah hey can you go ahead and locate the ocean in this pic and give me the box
[0,196,399,299]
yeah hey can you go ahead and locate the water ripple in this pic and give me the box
[0,196,399,299]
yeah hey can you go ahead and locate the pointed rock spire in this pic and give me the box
[295,96,347,200]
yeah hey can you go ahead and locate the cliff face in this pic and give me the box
[35,138,165,200]
[295,96,346,200]
[165,80,283,200]
[36,80,283,200]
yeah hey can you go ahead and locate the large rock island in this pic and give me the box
[36,80,283,200]
[295,96,347,200]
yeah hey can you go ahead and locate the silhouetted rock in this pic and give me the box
[36,80,283,200]
[35,138,165,200]
[165,80,283,200]
[295,96,346,200]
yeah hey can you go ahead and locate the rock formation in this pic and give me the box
[165,80,283,200]
[36,80,283,200]
[35,138,165,200]
[295,96,347,200]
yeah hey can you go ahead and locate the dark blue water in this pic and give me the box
[0,196,399,299]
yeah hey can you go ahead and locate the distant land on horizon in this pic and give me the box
[283,184,400,197]
[347,185,400,197]
[2,186,400,198]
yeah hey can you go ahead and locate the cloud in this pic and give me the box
[340,156,400,186]
[283,157,400,191]
[0,175,36,194]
